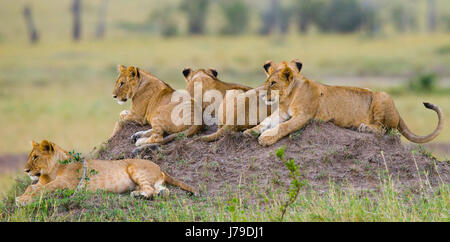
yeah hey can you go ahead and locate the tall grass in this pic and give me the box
[1,171,448,222]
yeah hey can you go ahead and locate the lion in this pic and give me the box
[182,68,251,124]
[112,65,202,154]
[15,140,197,206]
[244,61,444,146]
[201,59,303,141]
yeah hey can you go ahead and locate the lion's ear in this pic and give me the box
[31,140,38,148]
[209,68,218,78]
[263,60,273,76]
[118,64,126,72]
[291,59,303,72]
[39,140,54,153]
[182,68,192,80]
[280,66,293,83]
[127,66,140,78]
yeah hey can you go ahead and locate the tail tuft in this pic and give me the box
[423,102,434,109]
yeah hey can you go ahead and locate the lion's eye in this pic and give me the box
[33,155,38,161]
[119,82,124,87]
[270,81,276,87]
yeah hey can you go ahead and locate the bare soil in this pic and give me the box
[93,121,450,196]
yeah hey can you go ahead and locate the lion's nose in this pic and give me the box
[113,95,117,99]
[24,169,30,173]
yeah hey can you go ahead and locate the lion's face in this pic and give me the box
[182,68,219,95]
[112,65,131,105]
[261,59,303,105]
[112,65,141,105]
[25,140,55,183]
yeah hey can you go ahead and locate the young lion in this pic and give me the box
[201,59,303,141]
[182,68,251,125]
[15,140,196,206]
[244,62,444,146]
[111,65,202,153]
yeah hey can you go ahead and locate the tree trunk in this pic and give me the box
[95,0,108,39]
[23,5,39,44]
[72,0,82,41]
[427,0,437,32]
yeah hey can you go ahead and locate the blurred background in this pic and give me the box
[1,0,450,194]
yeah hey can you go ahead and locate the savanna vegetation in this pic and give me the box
[0,0,449,221]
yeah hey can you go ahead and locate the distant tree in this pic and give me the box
[315,0,364,33]
[260,0,291,35]
[427,0,437,32]
[23,5,39,43]
[293,0,325,34]
[95,0,108,39]
[219,0,249,35]
[391,3,417,33]
[361,0,381,36]
[72,0,82,41]
[180,0,210,35]
[149,6,179,37]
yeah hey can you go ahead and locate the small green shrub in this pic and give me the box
[408,72,438,93]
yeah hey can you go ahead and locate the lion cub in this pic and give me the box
[111,65,202,153]
[245,61,443,146]
[15,140,196,206]
[201,59,302,141]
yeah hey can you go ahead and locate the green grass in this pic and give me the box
[1,174,448,222]
[1,34,450,154]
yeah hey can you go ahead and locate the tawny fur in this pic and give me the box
[111,65,201,147]
[183,68,252,110]
[244,62,444,146]
[15,140,196,206]
[202,60,303,141]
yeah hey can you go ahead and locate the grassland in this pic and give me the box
[1,0,449,222]
[1,173,448,222]
[1,34,450,154]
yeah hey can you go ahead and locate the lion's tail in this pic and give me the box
[160,125,202,144]
[162,172,197,195]
[398,102,444,143]
[200,127,225,142]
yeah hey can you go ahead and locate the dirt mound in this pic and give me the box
[93,121,449,196]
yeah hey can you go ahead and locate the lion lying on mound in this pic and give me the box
[201,59,303,141]
[244,62,444,146]
[15,140,196,206]
[182,67,251,125]
[111,65,201,153]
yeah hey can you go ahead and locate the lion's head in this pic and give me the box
[182,68,219,96]
[112,65,141,105]
[25,140,61,184]
[261,59,303,105]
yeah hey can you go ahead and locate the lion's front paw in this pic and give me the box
[119,110,130,120]
[15,196,31,207]
[243,129,260,138]
[258,129,279,146]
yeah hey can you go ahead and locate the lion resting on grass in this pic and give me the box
[15,140,196,206]
[111,65,201,153]
[201,60,303,141]
[244,62,444,146]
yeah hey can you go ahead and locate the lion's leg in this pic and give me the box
[244,109,284,137]
[258,114,311,146]
[15,180,68,206]
[358,123,383,134]
[135,126,164,146]
[127,165,158,199]
[131,129,153,143]
[362,92,399,134]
